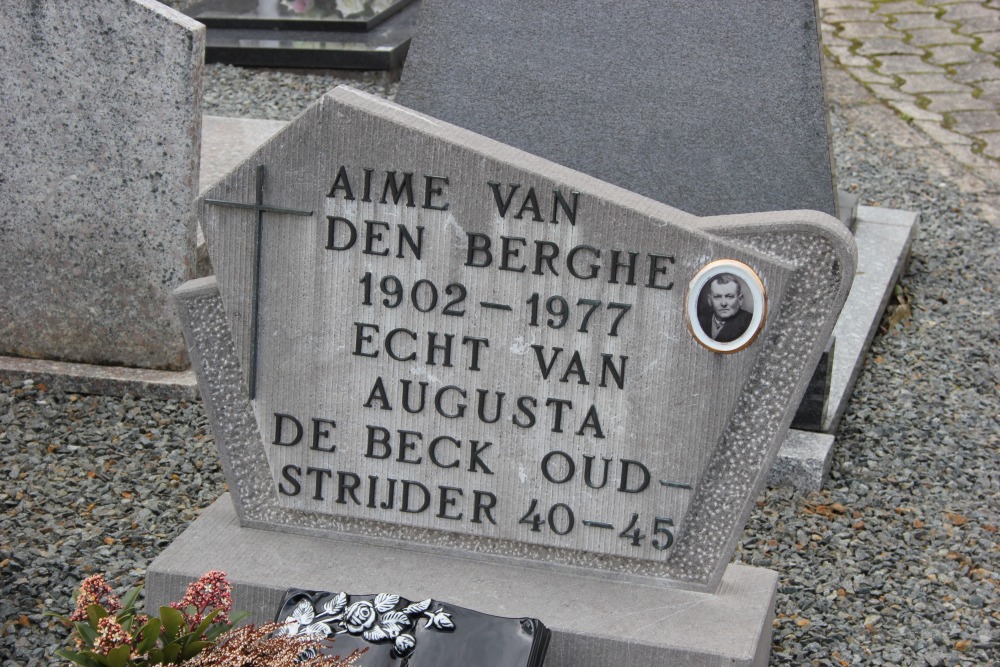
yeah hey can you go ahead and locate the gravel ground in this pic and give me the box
[738,99,1000,664]
[3,41,999,667]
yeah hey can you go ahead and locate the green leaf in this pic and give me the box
[75,620,99,647]
[119,585,143,612]
[159,606,185,639]
[81,651,112,667]
[86,603,109,628]
[161,643,182,663]
[146,648,164,664]
[117,614,134,634]
[136,617,162,654]
[54,648,101,667]
[190,609,220,640]
[181,640,213,660]
[105,645,132,667]
[43,610,71,624]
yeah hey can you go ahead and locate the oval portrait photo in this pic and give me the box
[686,259,767,353]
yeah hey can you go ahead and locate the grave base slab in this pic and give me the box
[824,206,918,433]
[148,495,776,667]
[0,355,197,400]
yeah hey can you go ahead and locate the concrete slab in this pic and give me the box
[0,355,197,400]
[148,495,777,667]
[199,116,288,193]
[770,430,836,492]
[824,206,918,432]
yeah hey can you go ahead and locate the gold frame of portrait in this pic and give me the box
[686,259,768,354]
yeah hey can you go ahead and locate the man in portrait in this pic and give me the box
[698,273,753,343]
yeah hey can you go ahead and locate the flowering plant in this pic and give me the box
[49,571,250,667]
[181,622,365,667]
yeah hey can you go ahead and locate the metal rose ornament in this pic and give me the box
[342,600,378,634]
[276,591,455,661]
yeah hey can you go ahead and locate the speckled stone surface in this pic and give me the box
[397,0,838,219]
[0,0,204,370]
[175,88,855,593]
[768,430,835,493]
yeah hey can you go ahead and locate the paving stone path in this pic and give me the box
[820,0,1000,191]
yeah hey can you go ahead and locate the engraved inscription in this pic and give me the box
[229,161,774,564]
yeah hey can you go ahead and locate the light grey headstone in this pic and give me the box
[0,0,204,370]
[396,0,838,219]
[180,86,855,593]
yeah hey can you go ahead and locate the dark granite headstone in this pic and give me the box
[276,589,550,667]
[397,0,838,220]
[397,1,847,423]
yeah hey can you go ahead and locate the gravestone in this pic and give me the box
[0,0,203,371]
[148,87,855,666]
[396,0,839,220]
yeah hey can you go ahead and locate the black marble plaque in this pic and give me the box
[791,336,835,432]
[187,0,415,32]
[197,0,417,69]
[275,589,550,667]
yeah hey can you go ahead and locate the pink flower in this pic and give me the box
[94,616,132,654]
[171,570,234,629]
[70,574,121,622]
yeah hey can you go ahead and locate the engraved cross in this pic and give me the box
[205,164,313,399]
